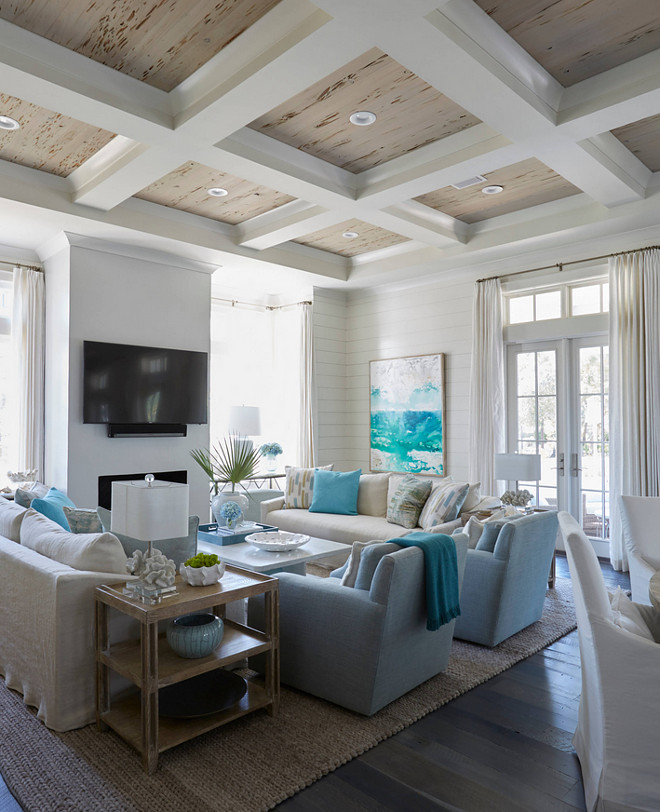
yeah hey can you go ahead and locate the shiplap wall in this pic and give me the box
[313,272,478,477]
[312,288,350,469]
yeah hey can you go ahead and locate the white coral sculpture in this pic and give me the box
[126,548,176,587]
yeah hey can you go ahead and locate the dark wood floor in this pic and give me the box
[0,555,629,812]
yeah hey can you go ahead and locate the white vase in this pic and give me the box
[211,490,249,527]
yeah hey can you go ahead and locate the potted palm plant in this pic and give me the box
[191,435,261,526]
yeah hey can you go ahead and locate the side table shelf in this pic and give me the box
[95,567,279,773]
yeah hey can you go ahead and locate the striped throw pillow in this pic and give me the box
[419,482,470,529]
[284,465,333,509]
[386,474,432,529]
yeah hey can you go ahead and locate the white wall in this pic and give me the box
[43,237,213,519]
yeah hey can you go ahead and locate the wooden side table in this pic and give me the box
[95,567,279,773]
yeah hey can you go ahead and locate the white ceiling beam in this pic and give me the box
[236,203,342,250]
[380,201,469,245]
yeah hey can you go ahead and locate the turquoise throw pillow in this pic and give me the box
[309,469,362,515]
[31,487,76,530]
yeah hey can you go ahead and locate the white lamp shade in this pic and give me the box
[111,478,189,540]
[494,453,542,482]
[228,405,261,436]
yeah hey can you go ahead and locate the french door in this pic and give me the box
[506,337,609,555]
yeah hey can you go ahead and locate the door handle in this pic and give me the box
[570,452,582,477]
[552,452,565,476]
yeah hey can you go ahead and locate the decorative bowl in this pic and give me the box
[244,531,310,552]
[166,613,224,658]
[179,561,226,586]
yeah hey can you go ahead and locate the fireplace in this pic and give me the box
[97,470,188,510]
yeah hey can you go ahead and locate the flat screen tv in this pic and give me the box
[83,340,208,427]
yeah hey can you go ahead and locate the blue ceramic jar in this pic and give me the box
[166,613,224,659]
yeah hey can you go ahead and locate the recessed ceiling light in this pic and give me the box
[349,111,377,127]
[0,115,20,131]
[207,187,228,197]
[342,231,359,239]
[482,185,504,195]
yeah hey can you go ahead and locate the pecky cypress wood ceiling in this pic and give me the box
[1,0,660,284]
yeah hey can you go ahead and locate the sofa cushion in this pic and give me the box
[14,481,50,508]
[284,464,333,509]
[387,474,432,529]
[419,482,469,529]
[31,487,76,530]
[387,473,451,506]
[309,469,361,515]
[0,498,28,542]
[357,473,390,517]
[20,509,127,573]
[62,506,103,534]
[456,481,482,513]
[475,515,522,552]
[97,506,199,568]
[610,586,655,641]
[268,508,413,544]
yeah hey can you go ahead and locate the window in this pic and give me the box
[508,289,561,323]
[505,276,608,326]
[570,281,609,316]
[0,274,14,488]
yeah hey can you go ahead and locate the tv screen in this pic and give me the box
[83,341,208,425]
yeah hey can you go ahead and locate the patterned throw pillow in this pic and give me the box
[386,474,432,529]
[62,506,103,534]
[419,482,470,529]
[14,481,49,508]
[284,464,333,509]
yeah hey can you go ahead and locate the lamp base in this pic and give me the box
[123,581,178,605]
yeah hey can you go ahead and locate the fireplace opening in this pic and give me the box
[98,470,188,510]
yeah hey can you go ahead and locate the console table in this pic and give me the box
[95,568,279,773]
[213,473,285,491]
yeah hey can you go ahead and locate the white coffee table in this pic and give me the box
[197,535,348,575]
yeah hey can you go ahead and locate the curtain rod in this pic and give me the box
[0,259,42,272]
[476,244,660,284]
[212,296,312,310]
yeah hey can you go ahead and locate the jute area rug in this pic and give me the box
[0,578,576,812]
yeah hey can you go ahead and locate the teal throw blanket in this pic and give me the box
[394,532,460,631]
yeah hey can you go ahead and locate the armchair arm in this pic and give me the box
[260,496,284,522]
[425,518,462,535]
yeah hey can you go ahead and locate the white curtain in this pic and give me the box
[609,248,660,571]
[297,302,315,467]
[468,278,505,496]
[11,267,45,477]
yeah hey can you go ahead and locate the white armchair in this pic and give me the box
[558,511,660,812]
[619,495,660,605]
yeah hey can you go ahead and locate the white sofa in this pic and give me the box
[261,471,490,551]
[0,498,137,731]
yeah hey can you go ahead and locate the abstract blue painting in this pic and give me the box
[370,353,445,475]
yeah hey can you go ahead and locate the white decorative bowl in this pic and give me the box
[179,561,226,586]
[245,531,311,552]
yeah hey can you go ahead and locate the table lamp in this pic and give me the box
[228,405,261,451]
[494,452,541,510]
[111,474,189,603]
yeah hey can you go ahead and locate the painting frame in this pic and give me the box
[369,352,446,476]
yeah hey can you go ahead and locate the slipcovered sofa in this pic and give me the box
[261,471,492,550]
[0,498,138,731]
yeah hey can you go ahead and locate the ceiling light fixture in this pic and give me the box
[482,185,504,195]
[349,111,376,127]
[342,231,359,239]
[207,187,228,197]
[0,115,20,131]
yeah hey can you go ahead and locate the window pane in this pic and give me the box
[603,346,609,394]
[539,443,557,487]
[537,487,558,509]
[579,347,601,393]
[537,351,556,395]
[517,353,535,396]
[538,396,556,441]
[571,284,601,315]
[602,283,609,312]
[581,395,603,442]
[581,444,603,490]
[535,290,561,320]
[509,295,534,324]
[517,398,536,442]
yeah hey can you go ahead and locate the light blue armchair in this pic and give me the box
[453,510,558,647]
[258,536,468,716]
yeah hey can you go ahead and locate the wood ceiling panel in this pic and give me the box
[612,114,660,172]
[248,48,481,174]
[474,0,660,87]
[294,219,409,257]
[0,92,115,176]
[0,0,282,92]
[135,161,295,224]
[414,158,581,224]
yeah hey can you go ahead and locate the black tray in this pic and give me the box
[159,669,247,718]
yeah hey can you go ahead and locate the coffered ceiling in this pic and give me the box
[1,0,660,286]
